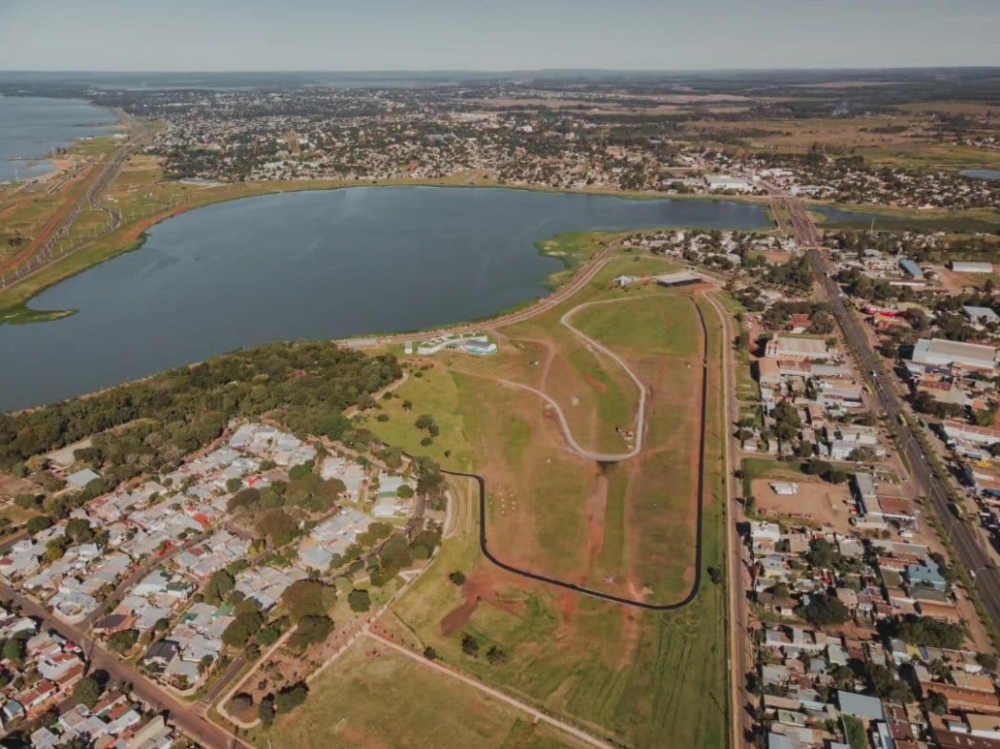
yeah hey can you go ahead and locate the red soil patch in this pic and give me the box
[555,588,578,640]
[439,568,523,636]
[585,374,608,393]
[617,581,644,669]
[585,471,609,578]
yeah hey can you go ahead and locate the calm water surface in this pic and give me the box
[0,96,117,182]
[961,169,1000,181]
[0,187,771,412]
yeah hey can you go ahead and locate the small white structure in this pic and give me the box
[416,333,497,357]
[770,483,799,496]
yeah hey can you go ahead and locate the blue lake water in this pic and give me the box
[0,187,771,411]
[0,96,117,183]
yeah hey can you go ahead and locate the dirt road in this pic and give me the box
[365,630,616,749]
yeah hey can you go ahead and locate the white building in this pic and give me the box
[705,175,755,193]
[950,261,994,274]
[764,336,833,360]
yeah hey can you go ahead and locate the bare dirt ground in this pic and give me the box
[439,567,524,636]
[752,478,854,531]
[0,473,38,499]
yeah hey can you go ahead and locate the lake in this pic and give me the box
[0,96,117,183]
[0,187,770,412]
[961,169,1000,182]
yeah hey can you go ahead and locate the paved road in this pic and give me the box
[701,291,753,749]
[767,185,1000,631]
[0,581,247,749]
[1,113,148,288]
[366,630,617,749]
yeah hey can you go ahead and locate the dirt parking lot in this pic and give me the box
[753,478,855,532]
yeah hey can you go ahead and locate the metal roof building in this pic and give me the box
[899,259,924,279]
[912,338,997,370]
[950,261,994,274]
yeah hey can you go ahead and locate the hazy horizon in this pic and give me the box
[2,0,998,72]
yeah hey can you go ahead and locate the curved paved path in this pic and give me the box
[496,297,648,462]
[442,292,715,610]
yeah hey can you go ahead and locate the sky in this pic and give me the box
[1,0,998,72]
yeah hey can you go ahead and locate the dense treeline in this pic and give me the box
[0,342,401,485]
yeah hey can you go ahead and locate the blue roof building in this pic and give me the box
[905,558,948,592]
[899,259,924,279]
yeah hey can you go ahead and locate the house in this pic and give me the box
[142,640,179,671]
[965,306,1000,327]
[906,558,948,592]
[65,468,101,490]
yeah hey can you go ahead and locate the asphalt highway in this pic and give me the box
[766,186,1000,631]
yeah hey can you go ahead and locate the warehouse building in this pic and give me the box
[911,338,998,370]
[764,336,834,360]
[950,261,994,274]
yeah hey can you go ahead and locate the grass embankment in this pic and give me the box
[357,261,729,749]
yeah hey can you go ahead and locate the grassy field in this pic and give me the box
[359,262,730,749]
[243,637,593,749]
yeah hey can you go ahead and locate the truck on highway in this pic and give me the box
[950,500,967,521]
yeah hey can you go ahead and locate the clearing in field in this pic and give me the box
[246,635,595,749]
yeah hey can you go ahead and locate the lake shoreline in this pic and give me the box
[0,181,768,319]
[0,187,771,411]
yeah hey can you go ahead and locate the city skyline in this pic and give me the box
[1,0,998,72]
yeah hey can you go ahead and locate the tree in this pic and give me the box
[287,615,333,651]
[805,539,840,570]
[486,645,508,665]
[227,487,261,514]
[289,462,314,481]
[275,682,309,713]
[977,652,998,671]
[258,695,276,727]
[227,693,255,720]
[347,589,371,613]
[423,646,439,661]
[282,580,330,621]
[461,633,480,657]
[107,629,139,653]
[796,594,849,627]
[65,518,94,543]
[256,509,300,547]
[707,566,724,586]
[26,515,54,535]
[891,615,965,649]
[222,610,263,649]
[2,635,26,665]
[203,570,235,605]
[225,477,243,493]
[72,676,102,709]
[925,691,947,715]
